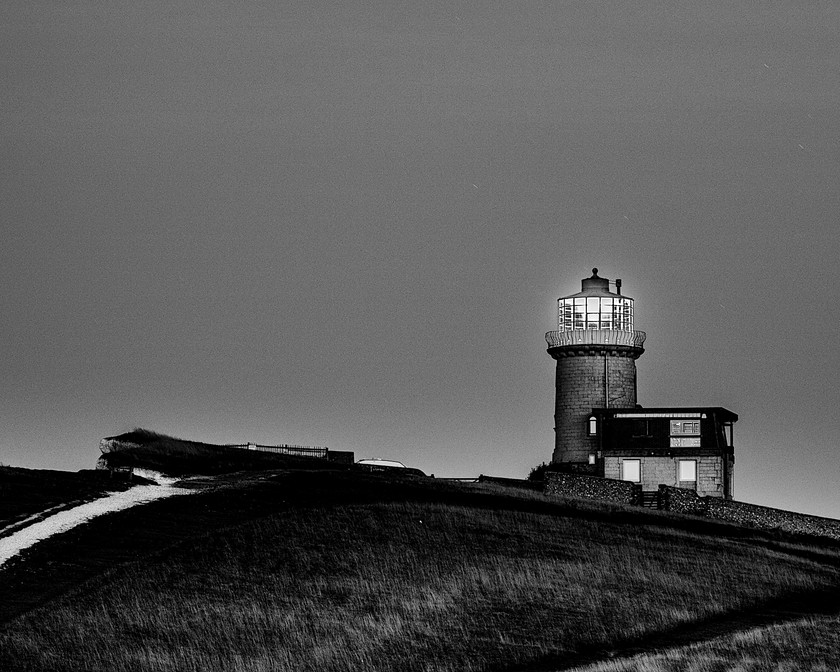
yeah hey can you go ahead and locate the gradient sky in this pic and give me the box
[2,0,838,518]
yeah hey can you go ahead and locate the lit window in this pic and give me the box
[557,293,635,332]
[588,453,596,465]
[622,459,641,482]
[587,416,598,436]
[678,460,697,482]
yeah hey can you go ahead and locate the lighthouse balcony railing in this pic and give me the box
[545,330,646,349]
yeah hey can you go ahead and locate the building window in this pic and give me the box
[670,420,700,435]
[587,415,598,436]
[678,460,697,482]
[621,459,641,483]
[556,296,635,332]
[632,419,650,437]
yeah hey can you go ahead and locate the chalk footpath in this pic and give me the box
[0,475,194,569]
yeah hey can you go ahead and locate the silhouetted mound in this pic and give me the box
[97,428,351,477]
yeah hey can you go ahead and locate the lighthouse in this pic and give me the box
[545,269,737,500]
[546,269,646,469]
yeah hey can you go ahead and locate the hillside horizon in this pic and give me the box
[1,440,839,671]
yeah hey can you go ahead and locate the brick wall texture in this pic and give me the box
[544,471,639,505]
[553,353,637,463]
[604,455,726,498]
[660,485,840,541]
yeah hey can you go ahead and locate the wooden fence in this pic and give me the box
[231,443,328,459]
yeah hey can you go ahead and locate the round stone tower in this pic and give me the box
[546,269,646,467]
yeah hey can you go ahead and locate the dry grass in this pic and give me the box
[1,484,838,672]
[569,614,840,671]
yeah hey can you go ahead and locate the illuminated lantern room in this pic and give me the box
[557,268,634,332]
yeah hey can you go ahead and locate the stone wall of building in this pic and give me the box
[603,455,725,497]
[660,485,840,541]
[696,456,727,498]
[552,353,637,464]
[544,471,639,505]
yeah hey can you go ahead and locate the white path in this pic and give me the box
[0,477,196,569]
[0,503,70,537]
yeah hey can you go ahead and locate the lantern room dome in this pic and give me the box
[577,268,611,295]
[557,268,635,332]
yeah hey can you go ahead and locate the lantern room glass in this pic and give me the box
[557,296,634,332]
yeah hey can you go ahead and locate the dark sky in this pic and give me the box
[2,1,838,517]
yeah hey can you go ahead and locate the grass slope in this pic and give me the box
[1,470,838,671]
[570,614,840,672]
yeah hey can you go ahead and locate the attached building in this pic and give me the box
[587,407,737,499]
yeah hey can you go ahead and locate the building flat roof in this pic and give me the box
[592,407,738,422]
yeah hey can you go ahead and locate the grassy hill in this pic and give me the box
[1,443,839,671]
